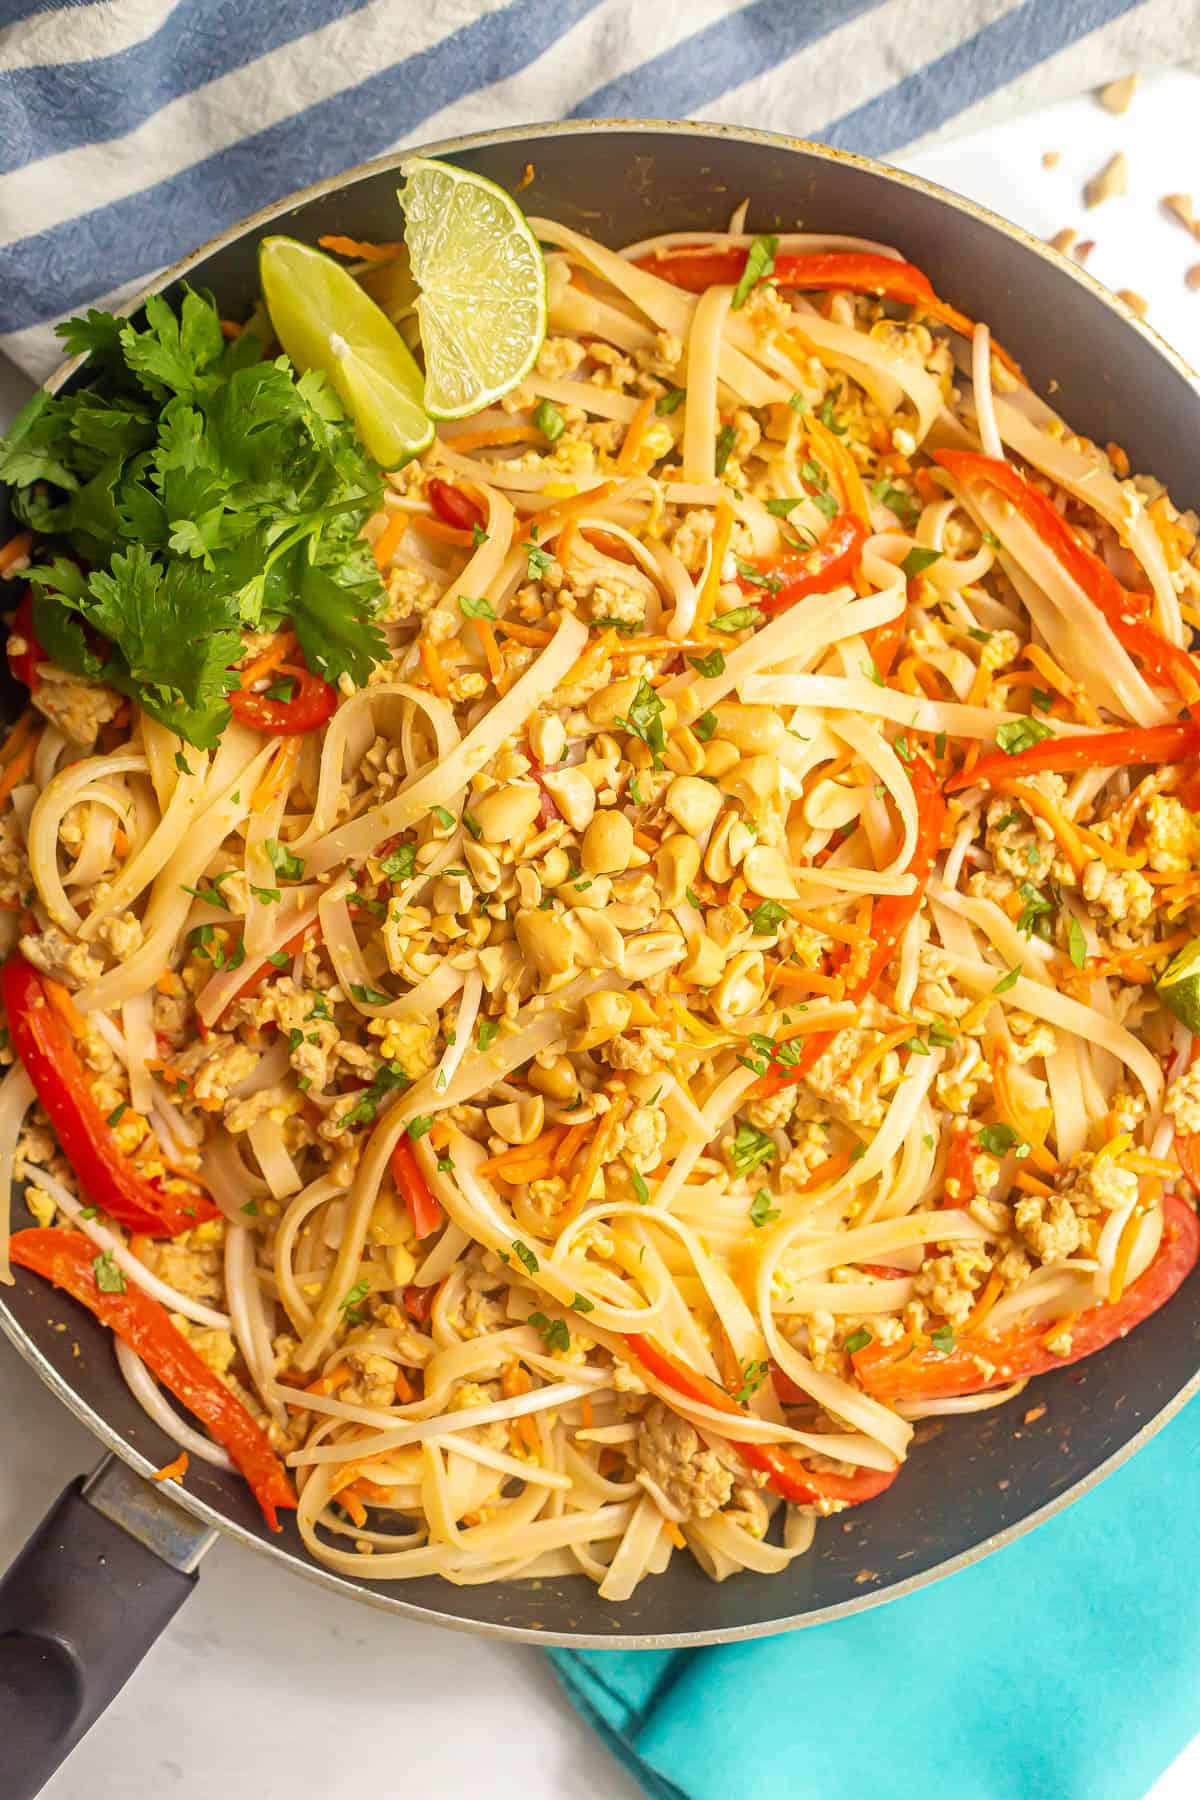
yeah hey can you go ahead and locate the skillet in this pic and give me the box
[1,118,1198,1800]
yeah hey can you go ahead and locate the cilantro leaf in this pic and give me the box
[731,235,778,311]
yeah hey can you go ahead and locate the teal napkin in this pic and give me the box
[549,1396,1200,1800]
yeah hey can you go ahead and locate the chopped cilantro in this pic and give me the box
[174,751,192,775]
[1067,914,1088,970]
[182,869,233,910]
[1016,881,1054,939]
[992,964,1022,995]
[458,595,495,620]
[1030,687,1055,714]
[967,626,993,644]
[242,1200,259,1217]
[431,805,455,831]
[93,1251,126,1294]
[729,1121,776,1178]
[264,676,295,703]
[901,546,942,579]
[380,842,417,881]
[533,399,565,442]
[340,1277,370,1315]
[655,387,685,416]
[471,522,488,548]
[462,812,483,841]
[817,391,846,434]
[340,1061,410,1129]
[711,606,762,634]
[264,837,304,880]
[693,709,718,742]
[935,731,947,758]
[731,235,778,310]
[250,884,281,904]
[688,648,725,678]
[978,1122,1020,1155]
[749,1189,779,1228]
[902,1036,930,1055]
[788,390,806,412]
[512,1240,539,1275]
[614,677,667,767]
[524,542,555,579]
[629,1164,650,1203]
[844,1328,872,1354]
[733,1358,770,1405]
[570,1293,595,1314]
[407,1115,434,1140]
[871,477,918,526]
[894,732,913,766]
[105,1102,127,1128]
[749,900,787,935]
[930,1325,956,1356]
[928,1020,957,1048]
[528,1311,571,1353]
[714,423,737,474]
[476,1018,499,1052]
[995,717,1055,756]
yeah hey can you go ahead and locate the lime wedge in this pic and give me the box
[259,236,433,467]
[398,157,546,420]
[1157,937,1200,1031]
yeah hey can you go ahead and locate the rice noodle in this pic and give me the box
[115,1341,236,1469]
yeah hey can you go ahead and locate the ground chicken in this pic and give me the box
[1143,795,1198,873]
[369,1015,437,1080]
[1014,1192,1083,1262]
[634,1401,735,1520]
[796,1029,888,1129]
[602,1028,674,1074]
[31,674,121,746]
[914,1244,992,1325]
[724,1481,770,1539]
[780,1123,835,1189]
[935,1038,989,1113]
[744,1086,797,1132]
[1166,1062,1200,1134]
[1007,1012,1058,1064]
[537,336,587,379]
[19,925,102,988]
[171,1034,259,1109]
[91,910,143,960]
[1081,861,1154,932]
[385,566,441,623]
[617,1105,667,1173]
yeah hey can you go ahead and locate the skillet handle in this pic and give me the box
[0,1457,215,1799]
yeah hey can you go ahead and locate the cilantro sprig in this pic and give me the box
[0,288,390,747]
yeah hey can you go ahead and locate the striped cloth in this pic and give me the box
[0,0,1195,379]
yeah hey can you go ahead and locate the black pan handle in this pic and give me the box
[0,1457,215,1800]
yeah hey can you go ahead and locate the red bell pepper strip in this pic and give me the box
[741,512,867,615]
[934,450,1200,705]
[402,1281,437,1325]
[638,248,1023,378]
[946,719,1200,794]
[7,589,43,692]
[852,1192,1199,1403]
[427,477,485,535]
[625,1332,898,1507]
[756,755,946,1096]
[3,954,216,1238]
[9,1228,296,1530]
[228,664,337,736]
[391,1135,443,1240]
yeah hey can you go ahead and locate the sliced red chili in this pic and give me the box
[7,588,43,692]
[428,477,485,534]
[741,513,867,614]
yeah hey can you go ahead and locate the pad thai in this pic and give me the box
[0,178,1197,1600]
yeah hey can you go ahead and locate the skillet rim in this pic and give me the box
[2,116,1198,1648]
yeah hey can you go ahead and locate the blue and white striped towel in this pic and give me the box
[0,0,1196,379]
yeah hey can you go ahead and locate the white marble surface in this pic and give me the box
[1,69,1198,1800]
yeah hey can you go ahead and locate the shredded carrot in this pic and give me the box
[563,627,619,689]
[335,1482,369,1528]
[0,711,35,768]
[501,1362,540,1457]
[42,977,85,1038]
[372,509,408,571]
[694,498,735,634]
[633,829,659,854]
[318,234,401,262]
[805,415,870,526]
[1125,1151,1179,1178]
[251,736,300,812]
[127,1234,152,1264]
[305,1362,352,1398]
[409,513,475,549]
[552,1122,592,1177]
[492,618,553,647]
[445,424,543,454]
[155,972,179,996]
[992,1047,1057,1176]
[239,631,297,690]
[964,1268,1004,1333]
[1011,1169,1055,1199]
[218,318,243,340]
[1148,495,1188,572]
[556,518,579,568]
[473,617,504,689]
[151,1451,190,1483]
[994,779,1087,877]
[966,659,993,708]
[786,907,864,948]
[1042,1310,1079,1349]
[665,1521,687,1551]
[0,530,33,575]
[772,966,847,1001]
[1107,1204,1148,1304]
[559,1095,627,1230]
[846,1025,913,1084]
[419,637,451,698]
[479,1127,567,1180]
[525,481,618,539]
[616,392,656,474]
[578,1395,594,1430]
[1023,643,1102,728]
[796,1151,851,1193]
[0,726,39,811]
[393,1366,418,1404]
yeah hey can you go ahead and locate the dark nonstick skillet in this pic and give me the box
[1,119,1198,1800]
